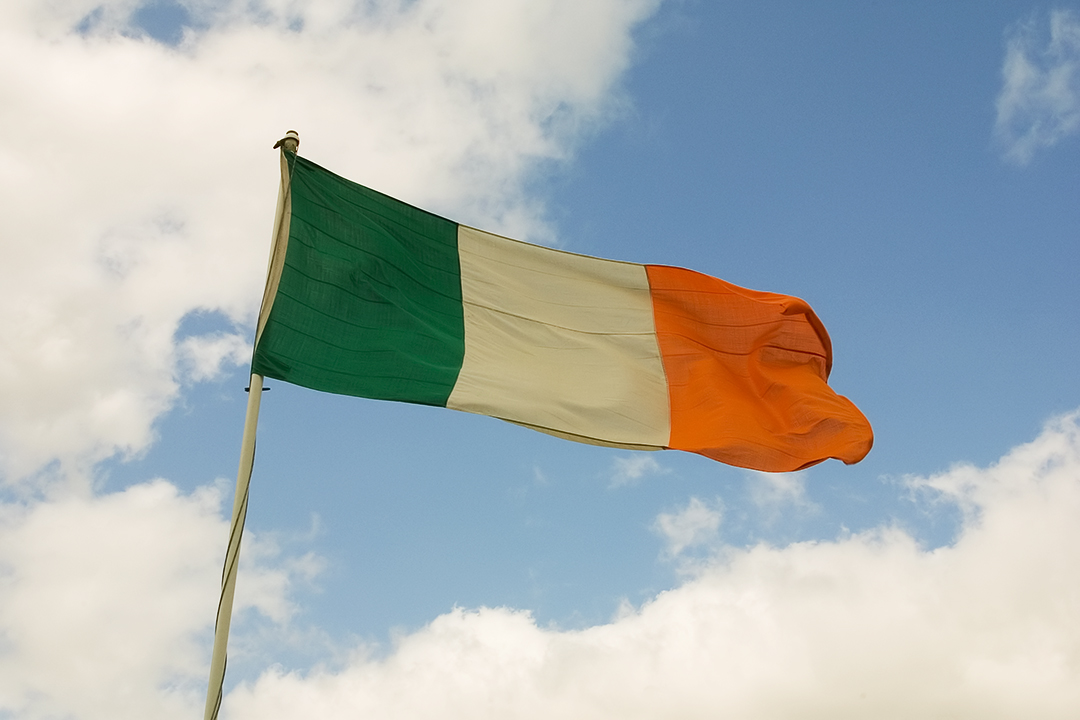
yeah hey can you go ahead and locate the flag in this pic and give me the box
[251,152,873,472]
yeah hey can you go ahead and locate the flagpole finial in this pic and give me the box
[273,130,300,153]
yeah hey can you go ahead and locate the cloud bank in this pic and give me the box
[223,413,1080,719]
[996,9,1080,164]
[4,413,1077,719]
[0,480,310,720]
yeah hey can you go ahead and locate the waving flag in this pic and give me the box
[206,134,874,720]
[251,150,872,472]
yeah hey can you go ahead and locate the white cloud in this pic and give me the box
[216,412,1080,719]
[2,412,1078,719]
[995,9,1080,164]
[652,496,722,556]
[607,453,669,488]
[745,470,819,527]
[0,0,660,485]
[0,479,308,720]
[178,332,251,382]
[747,469,810,506]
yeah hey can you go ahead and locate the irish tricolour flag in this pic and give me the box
[251,152,873,472]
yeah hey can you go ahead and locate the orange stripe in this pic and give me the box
[645,265,873,472]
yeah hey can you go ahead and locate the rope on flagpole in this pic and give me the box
[203,131,298,720]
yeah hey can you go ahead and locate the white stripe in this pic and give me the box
[446,226,670,449]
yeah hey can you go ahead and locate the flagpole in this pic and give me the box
[202,374,262,720]
[202,131,298,720]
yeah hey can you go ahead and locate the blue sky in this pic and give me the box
[1,1,1079,718]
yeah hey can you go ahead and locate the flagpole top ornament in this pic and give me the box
[273,130,300,153]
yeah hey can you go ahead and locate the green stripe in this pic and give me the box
[251,154,465,406]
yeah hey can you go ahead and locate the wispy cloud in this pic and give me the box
[177,332,250,382]
[652,496,722,556]
[995,9,1080,164]
[746,470,809,507]
[745,470,820,526]
[607,454,669,488]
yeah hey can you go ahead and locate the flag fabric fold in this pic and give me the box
[251,152,873,472]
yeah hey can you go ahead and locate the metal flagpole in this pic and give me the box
[203,131,298,720]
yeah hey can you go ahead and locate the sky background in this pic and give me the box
[1,1,1079,718]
